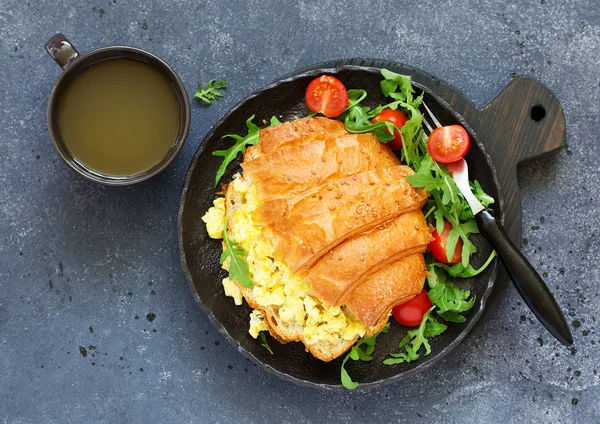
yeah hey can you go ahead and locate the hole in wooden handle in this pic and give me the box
[530,104,546,122]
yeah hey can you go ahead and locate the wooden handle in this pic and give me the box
[471,76,566,244]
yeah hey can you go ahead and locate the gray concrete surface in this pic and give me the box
[1,0,599,423]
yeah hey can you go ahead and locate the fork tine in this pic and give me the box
[422,101,442,128]
[422,117,434,134]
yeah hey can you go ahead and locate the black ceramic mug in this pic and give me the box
[45,33,191,185]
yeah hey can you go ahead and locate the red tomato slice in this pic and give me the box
[371,109,408,150]
[427,125,470,163]
[305,75,348,118]
[429,221,463,264]
[392,289,432,327]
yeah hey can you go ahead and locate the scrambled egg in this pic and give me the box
[202,176,366,345]
[202,197,225,239]
[248,310,268,338]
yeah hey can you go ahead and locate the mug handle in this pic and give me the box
[45,33,80,69]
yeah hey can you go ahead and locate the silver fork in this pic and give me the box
[421,101,573,346]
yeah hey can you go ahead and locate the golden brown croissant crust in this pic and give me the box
[237,117,431,360]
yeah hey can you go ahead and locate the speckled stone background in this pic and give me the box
[1,0,599,423]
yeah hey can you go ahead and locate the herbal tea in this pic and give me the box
[58,58,181,177]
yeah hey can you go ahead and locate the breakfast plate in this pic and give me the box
[178,60,563,389]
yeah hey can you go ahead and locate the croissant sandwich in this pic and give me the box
[202,117,432,361]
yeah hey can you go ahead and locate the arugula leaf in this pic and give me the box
[423,319,448,338]
[343,100,396,143]
[437,311,468,323]
[472,180,495,207]
[220,208,253,289]
[212,115,281,186]
[212,115,259,186]
[380,69,414,103]
[340,322,390,390]
[259,332,273,354]
[340,360,358,390]
[383,307,447,365]
[269,116,282,126]
[377,70,426,167]
[433,193,479,267]
[397,100,425,167]
[426,263,476,321]
[342,87,418,144]
[457,180,496,221]
[445,226,461,264]
[404,173,443,193]
[346,89,367,108]
[442,250,498,278]
[194,78,227,105]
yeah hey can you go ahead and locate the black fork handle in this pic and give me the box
[475,210,573,346]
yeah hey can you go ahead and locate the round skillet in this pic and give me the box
[178,63,503,390]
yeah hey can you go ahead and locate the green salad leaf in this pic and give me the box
[380,69,414,101]
[341,322,390,390]
[212,115,281,186]
[426,265,475,323]
[220,207,253,289]
[194,78,227,105]
[212,115,259,186]
[342,90,395,142]
[439,250,498,278]
[383,307,447,365]
[259,332,273,354]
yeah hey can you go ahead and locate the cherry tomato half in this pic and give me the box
[429,221,463,264]
[371,109,408,150]
[392,289,432,327]
[305,75,349,118]
[427,125,470,164]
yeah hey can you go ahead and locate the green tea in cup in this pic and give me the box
[58,58,180,177]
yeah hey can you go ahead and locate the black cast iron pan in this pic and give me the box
[178,59,565,389]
